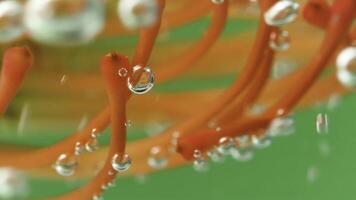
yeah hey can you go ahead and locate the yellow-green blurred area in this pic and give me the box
[1,1,354,200]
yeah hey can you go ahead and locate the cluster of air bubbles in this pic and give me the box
[264,0,299,26]
[269,29,290,51]
[128,65,155,94]
[53,153,78,176]
[111,153,132,172]
[118,0,158,30]
[193,150,208,172]
[0,168,28,199]
[23,0,104,45]
[0,0,24,43]
[147,146,168,169]
[336,46,356,88]
[316,113,328,134]
[267,116,295,137]
[85,129,99,152]
[211,0,224,4]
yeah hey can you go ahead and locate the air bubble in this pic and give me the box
[147,146,168,169]
[53,154,78,176]
[267,116,295,137]
[74,142,83,156]
[118,68,128,77]
[264,0,299,26]
[92,195,103,200]
[127,65,155,94]
[269,29,290,51]
[316,113,328,134]
[111,153,132,172]
[24,0,104,45]
[207,148,224,163]
[217,137,235,155]
[85,138,98,152]
[192,150,208,172]
[0,168,28,199]
[0,0,24,43]
[251,135,272,149]
[336,47,356,88]
[118,0,158,29]
[211,0,224,4]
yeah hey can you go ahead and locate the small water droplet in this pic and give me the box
[147,146,168,169]
[0,0,24,43]
[125,120,132,127]
[251,135,272,149]
[111,153,132,172]
[267,116,295,136]
[192,150,208,172]
[92,195,104,200]
[276,108,285,116]
[85,138,98,152]
[230,147,254,162]
[127,65,155,94]
[207,147,224,163]
[217,137,235,155]
[169,131,180,153]
[53,154,78,176]
[306,165,319,184]
[269,29,290,51]
[215,126,222,132]
[101,184,108,190]
[264,0,299,26]
[107,181,115,188]
[118,68,128,77]
[135,174,147,184]
[327,94,341,111]
[108,170,115,176]
[60,75,68,85]
[211,0,224,4]
[74,142,83,156]
[336,47,356,87]
[118,0,158,29]
[91,128,98,138]
[316,113,328,134]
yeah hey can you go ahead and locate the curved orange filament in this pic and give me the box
[156,1,228,84]
[177,0,356,160]
[0,0,355,199]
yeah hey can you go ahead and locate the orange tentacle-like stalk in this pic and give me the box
[0,47,33,115]
[0,0,355,199]
[177,0,356,160]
